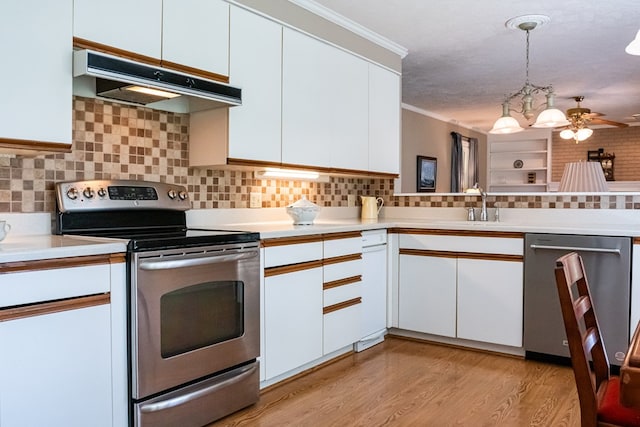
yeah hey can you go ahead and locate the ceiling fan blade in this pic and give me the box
[584,112,604,118]
[590,117,629,128]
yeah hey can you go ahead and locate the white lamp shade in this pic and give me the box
[558,161,608,192]
[626,29,640,55]
[531,108,570,128]
[489,116,524,134]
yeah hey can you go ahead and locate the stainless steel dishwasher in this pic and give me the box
[524,233,631,366]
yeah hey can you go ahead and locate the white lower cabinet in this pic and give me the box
[324,303,362,354]
[264,265,323,380]
[397,231,524,349]
[0,304,113,426]
[0,254,127,427]
[457,258,523,347]
[398,254,456,337]
[262,232,365,382]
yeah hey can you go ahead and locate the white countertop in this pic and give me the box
[187,207,640,239]
[0,235,127,263]
[2,206,639,263]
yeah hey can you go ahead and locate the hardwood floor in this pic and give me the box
[210,336,581,426]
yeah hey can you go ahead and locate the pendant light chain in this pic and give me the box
[525,29,530,85]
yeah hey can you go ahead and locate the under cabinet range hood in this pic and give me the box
[73,49,241,112]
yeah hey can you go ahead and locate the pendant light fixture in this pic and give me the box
[626,29,640,55]
[489,15,570,134]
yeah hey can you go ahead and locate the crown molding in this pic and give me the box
[288,0,408,58]
[402,103,487,135]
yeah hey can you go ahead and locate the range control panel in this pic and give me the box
[56,180,190,212]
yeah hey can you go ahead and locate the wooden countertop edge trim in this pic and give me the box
[323,275,362,290]
[323,297,362,314]
[0,253,126,274]
[263,231,363,247]
[389,228,524,239]
[262,235,324,247]
[323,231,362,241]
[264,259,323,277]
[0,293,110,322]
[399,248,523,262]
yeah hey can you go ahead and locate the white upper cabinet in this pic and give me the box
[369,64,401,174]
[228,6,282,163]
[282,28,334,169]
[73,0,162,60]
[74,0,229,77]
[329,48,369,171]
[0,0,72,151]
[163,0,229,77]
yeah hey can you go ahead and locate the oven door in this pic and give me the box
[131,242,260,400]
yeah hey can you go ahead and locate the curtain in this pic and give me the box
[450,132,463,192]
[451,132,479,192]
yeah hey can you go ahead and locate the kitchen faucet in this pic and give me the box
[479,189,488,221]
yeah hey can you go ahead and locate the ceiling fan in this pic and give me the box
[558,96,629,143]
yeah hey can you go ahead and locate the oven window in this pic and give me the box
[160,281,244,358]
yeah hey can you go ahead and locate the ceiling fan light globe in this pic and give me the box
[489,116,524,134]
[576,127,593,141]
[559,129,575,139]
[532,108,570,128]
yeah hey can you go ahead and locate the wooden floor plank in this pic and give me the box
[210,337,580,426]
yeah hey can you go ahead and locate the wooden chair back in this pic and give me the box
[555,252,610,426]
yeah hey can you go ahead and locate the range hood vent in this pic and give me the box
[73,49,241,108]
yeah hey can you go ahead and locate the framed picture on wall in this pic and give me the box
[417,156,437,192]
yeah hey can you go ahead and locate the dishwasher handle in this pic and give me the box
[529,244,621,255]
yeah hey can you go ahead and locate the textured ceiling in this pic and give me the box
[313,0,640,132]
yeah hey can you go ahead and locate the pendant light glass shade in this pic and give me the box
[626,29,640,55]
[531,93,570,128]
[489,102,524,134]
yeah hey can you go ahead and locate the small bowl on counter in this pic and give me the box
[286,196,320,225]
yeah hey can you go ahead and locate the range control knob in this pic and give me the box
[83,187,95,199]
[66,187,79,200]
[178,191,188,200]
[97,188,107,198]
[167,189,177,200]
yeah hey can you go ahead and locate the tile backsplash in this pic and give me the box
[2,96,639,214]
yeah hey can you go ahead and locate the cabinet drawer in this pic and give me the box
[324,281,361,307]
[0,262,112,308]
[323,302,361,355]
[323,257,362,283]
[399,234,523,256]
[324,234,362,258]
[263,241,323,268]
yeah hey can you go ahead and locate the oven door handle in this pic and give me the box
[139,363,258,413]
[139,250,259,270]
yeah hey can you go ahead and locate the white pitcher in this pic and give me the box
[360,196,384,220]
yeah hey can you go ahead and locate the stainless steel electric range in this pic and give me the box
[55,180,260,427]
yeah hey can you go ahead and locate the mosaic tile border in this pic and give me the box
[2,96,640,213]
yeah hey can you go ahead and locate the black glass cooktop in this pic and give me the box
[55,208,259,252]
[123,229,260,251]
